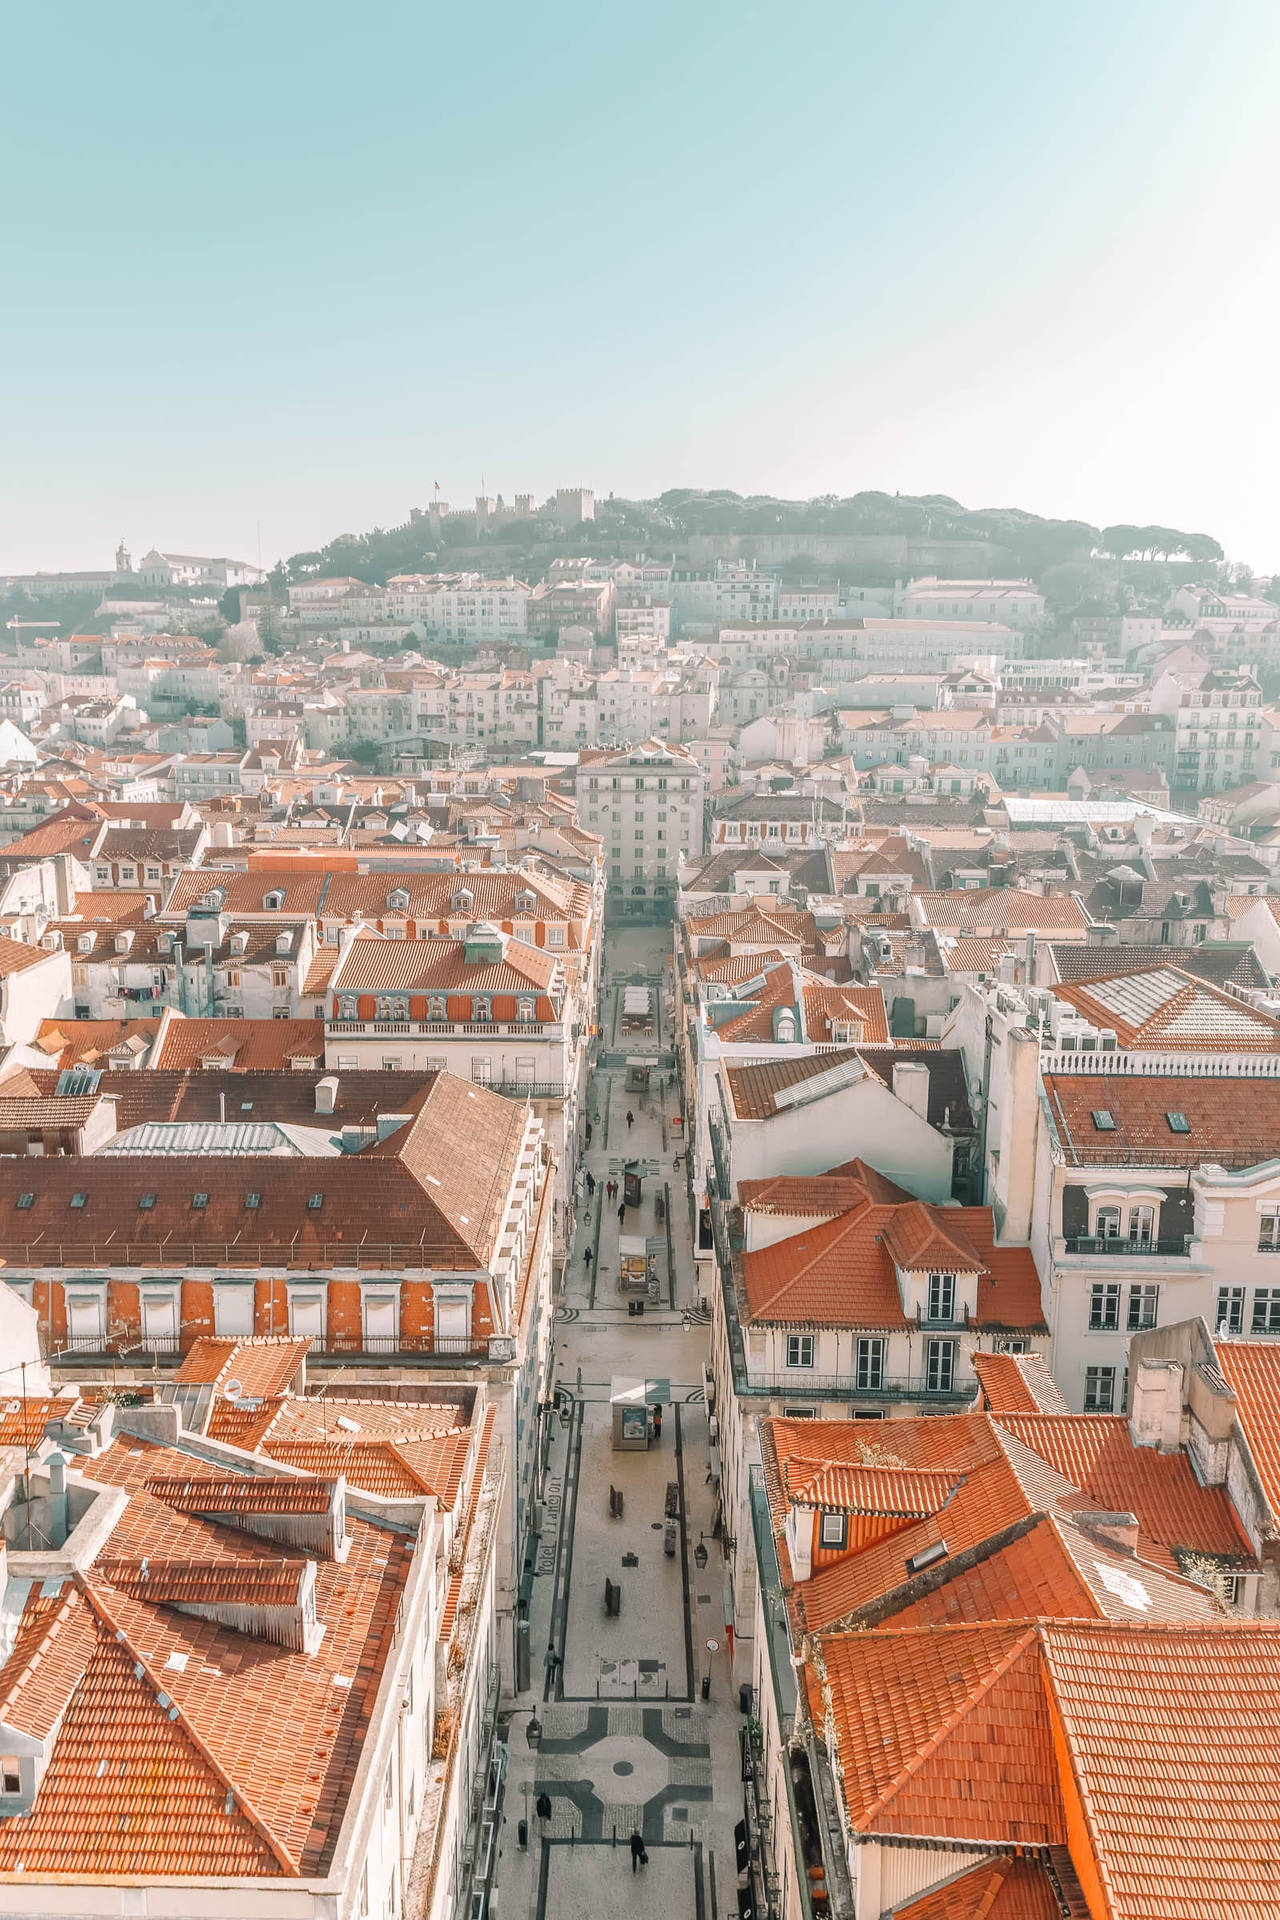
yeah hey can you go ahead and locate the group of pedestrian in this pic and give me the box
[605,1179,617,1203]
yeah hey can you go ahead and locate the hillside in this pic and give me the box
[282,490,1226,593]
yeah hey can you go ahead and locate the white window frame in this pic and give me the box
[785,1333,815,1370]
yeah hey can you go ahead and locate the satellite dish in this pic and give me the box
[222,1379,244,1402]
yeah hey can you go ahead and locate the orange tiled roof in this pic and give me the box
[1041,1620,1280,1919]
[884,1511,1226,1631]
[993,1413,1253,1566]
[818,1622,1064,1844]
[0,1431,416,1879]
[890,1856,1088,1919]
[1215,1340,1280,1520]
[972,1351,1069,1415]
[1052,966,1280,1052]
[174,1334,311,1395]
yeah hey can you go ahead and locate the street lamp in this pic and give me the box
[702,1637,718,1701]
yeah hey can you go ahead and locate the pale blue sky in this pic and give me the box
[3,0,1278,570]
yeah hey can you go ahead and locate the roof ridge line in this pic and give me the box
[76,1575,301,1876]
[854,1624,1043,1829]
[1035,1624,1120,1920]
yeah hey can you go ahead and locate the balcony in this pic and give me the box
[915,1303,971,1329]
[740,1367,969,1402]
[51,1330,503,1365]
[1063,1235,1192,1258]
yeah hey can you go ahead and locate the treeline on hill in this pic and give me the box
[278,491,1228,594]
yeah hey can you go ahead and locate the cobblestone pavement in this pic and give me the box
[491,925,743,1920]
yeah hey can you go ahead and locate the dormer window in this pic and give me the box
[452,888,474,912]
[473,994,492,1022]
[819,1512,848,1550]
[516,996,536,1022]
[263,890,285,910]
[427,994,448,1021]
[375,994,408,1021]
[514,890,536,913]
[387,888,410,912]
[78,933,94,952]
[336,993,359,1021]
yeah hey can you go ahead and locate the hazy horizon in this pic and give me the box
[4,0,1278,573]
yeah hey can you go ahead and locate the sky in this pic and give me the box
[3,0,1279,572]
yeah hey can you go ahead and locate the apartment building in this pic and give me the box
[670,564,779,630]
[324,923,586,1261]
[0,1064,554,1688]
[1150,662,1263,792]
[894,575,1045,628]
[747,1403,1265,1920]
[574,738,705,916]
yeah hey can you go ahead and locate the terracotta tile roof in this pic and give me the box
[175,1335,311,1395]
[993,1414,1253,1565]
[972,1351,1069,1415]
[801,979,890,1044]
[938,935,1015,974]
[161,868,329,918]
[0,934,56,977]
[742,1202,909,1329]
[817,1623,1065,1844]
[724,1046,868,1120]
[1040,1620,1280,1919]
[1043,1070,1280,1168]
[884,1512,1226,1631]
[330,931,558,996]
[0,1068,528,1271]
[33,1017,161,1067]
[881,1200,985,1272]
[1052,966,1280,1052]
[1214,1341,1280,1520]
[151,1018,325,1071]
[0,1430,417,1880]
[785,1461,958,1517]
[741,1199,1045,1334]
[144,1472,339,1515]
[913,889,1089,934]
[687,904,813,947]
[889,1856,1088,1919]
[738,1163,913,1217]
[1046,940,1271,992]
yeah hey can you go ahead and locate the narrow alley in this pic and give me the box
[492,923,744,1920]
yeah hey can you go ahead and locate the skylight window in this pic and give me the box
[191,1193,209,1210]
[1091,1110,1117,1132]
[138,1194,156,1210]
[1166,1112,1191,1134]
[70,1193,87,1209]
[307,1193,324,1210]
[244,1192,261,1210]
[15,1193,33,1210]
[906,1540,948,1576]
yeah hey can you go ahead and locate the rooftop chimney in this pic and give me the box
[891,1060,931,1123]
[1072,1509,1140,1557]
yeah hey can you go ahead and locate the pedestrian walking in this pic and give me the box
[586,1170,596,1196]
[629,1830,647,1873]
[583,1246,592,1270]
[607,1179,616,1203]
[536,1792,552,1822]
[618,1201,626,1227]
[625,1109,635,1131]
[585,1121,593,1147]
